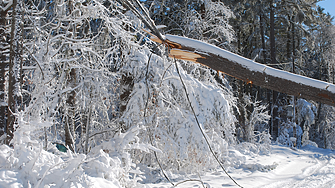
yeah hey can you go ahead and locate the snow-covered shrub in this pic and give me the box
[0,111,150,188]
[277,120,303,147]
[0,143,143,188]
[296,99,316,144]
[302,140,318,148]
[241,162,278,172]
[120,47,237,174]
[84,125,152,187]
[235,93,271,153]
[1,114,89,187]
[315,105,335,150]
[235,130,271,156]
[277,99,316,148]
[223,149,246,170]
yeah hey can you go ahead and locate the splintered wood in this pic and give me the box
[169,49,204,62]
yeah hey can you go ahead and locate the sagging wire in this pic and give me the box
[173,57,244,188]
[144,53,207,188]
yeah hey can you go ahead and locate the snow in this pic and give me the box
[165,34,335,94]
[88,177,120,188]
[1,142,335,188]
[146,144,335,188]
[0,170,23,188]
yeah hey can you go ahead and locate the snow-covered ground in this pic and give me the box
[1,143,335,188]
[147,144,335,188]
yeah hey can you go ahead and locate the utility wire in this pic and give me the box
[174,58,244,188]
[144,53,207,187]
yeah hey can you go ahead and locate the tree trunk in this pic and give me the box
[313,102,322,137]
[0,5,10,138]
[272,91,279,138]
[6,0,22,145]
[64,0,77,152]
[292,20,298,143]
[64,115,74,152]
[269,0,279,139]
[65,68,76,152]
[287,26,291,61]
[260,13,266,63]
[19,9,24,111]
[85,106,92,154]
[237,80,246,141]
[292,21,295,74]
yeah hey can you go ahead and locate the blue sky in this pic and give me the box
[317,0,335,18]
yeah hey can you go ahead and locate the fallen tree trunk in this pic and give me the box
[152,34,335,107]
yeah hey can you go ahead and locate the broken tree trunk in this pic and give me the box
[151,34,335,107]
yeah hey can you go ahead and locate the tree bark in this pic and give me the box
[6,0,22,145]
[64,0,76,152]
[260,13,266,63]
[314,102,322,136]
[269,1,279,139]
[65,68,76,152]
[85,106,92,154]
[0,5,10,138]
[237,80,246,141]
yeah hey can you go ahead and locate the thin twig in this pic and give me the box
[122,1,154,32]
[174,58,243,188]
[132,0,165,41]
[122,0,165,42]
[23,46,45,80]
[159,62,173,88]
[88,126,119,139]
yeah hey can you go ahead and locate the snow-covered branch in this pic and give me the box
[1,0,13,12]
[152,34,335,106]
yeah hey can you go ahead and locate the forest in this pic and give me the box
[0,0,335,187]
